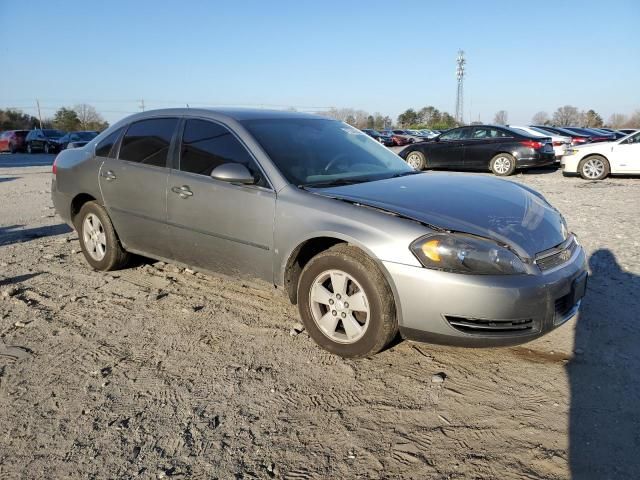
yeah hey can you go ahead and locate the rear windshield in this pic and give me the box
[43,129,64,138]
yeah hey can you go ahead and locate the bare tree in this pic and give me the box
[608,113,627,128]
[623,110,640,128]
[493,110,508,125]
[531,111,549,125]
[552,105,580,126]
[582,109,603,128]
[74,104,108,130]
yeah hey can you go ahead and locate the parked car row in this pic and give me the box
[0,128,99,153]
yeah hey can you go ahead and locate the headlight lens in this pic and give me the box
[564,148,578,155]
[410,233,527,275]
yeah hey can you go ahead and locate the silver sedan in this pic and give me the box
[51,108,587,357]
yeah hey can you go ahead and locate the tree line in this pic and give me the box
[0,104,109,132]
[396,106,458,130]
[491,106,640,128]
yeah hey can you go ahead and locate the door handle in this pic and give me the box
[101,170,116,181]
[171,185,193,198]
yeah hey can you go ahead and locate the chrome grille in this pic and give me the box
[535,237,577,272]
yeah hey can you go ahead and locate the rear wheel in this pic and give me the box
[578,155,609,180]
[297,244,397,358]
[405,150,426,170]
[490,153,516,176]
[76,201,131,271]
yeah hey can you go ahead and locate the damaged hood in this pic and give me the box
[311,172,568,258]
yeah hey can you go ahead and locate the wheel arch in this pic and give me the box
[70,193,99,223]
[281,233,403,325]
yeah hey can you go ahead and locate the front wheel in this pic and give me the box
[490,153,516,176]
[297,244,398,358]
[76,201,131,271]
[405,150,426,170]
[578,155,609,180]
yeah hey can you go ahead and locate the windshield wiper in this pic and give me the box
[389,170,423,178]
[298,177,373,189]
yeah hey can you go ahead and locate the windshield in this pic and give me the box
[43,129,64,138]
[242,118,414,187]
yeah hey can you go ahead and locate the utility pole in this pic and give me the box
[455,50,465,125]
[139,99,145,112]
[36,99,43,129]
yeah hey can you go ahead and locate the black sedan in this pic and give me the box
[362,129,394,146]
[399,125,555,176]
[25,129,66,154]
[58,131,99,150]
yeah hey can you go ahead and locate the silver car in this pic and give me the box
[51,109,588,357]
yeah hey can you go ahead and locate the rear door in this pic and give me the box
[464,127,513,169]
[426,127,469,167]
[166,117,276,281]
[98,118,179,257]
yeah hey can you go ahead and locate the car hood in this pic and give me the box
[310,172,568,258]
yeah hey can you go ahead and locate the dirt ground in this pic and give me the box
[1,153,639,479]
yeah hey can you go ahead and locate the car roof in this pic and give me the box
[115,107,325,123]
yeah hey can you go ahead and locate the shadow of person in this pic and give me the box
[568,249,640,478]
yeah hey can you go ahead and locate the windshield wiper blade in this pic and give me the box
[298,178,371,189]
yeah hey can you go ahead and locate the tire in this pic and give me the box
[490,153,516,176]
[27,143,32,154]
[297,244,398,358]
[578,155,609,180]
[75,201,131,271]
[405,150,426,170]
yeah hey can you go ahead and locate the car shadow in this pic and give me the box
[0,177,20,183]
[0,272,43,287]
[0,154,55,168]
[568,249,640,478]
[0,224,72,246]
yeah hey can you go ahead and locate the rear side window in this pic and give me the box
[119,118,178,167]
[179,119,261,179]
[441,128,467,140]
[95,127,124,157]
[472,127,510,139]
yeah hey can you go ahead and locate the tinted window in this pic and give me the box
[180,119,260,178]
[119,118,178,167]
[440,128,466,140]
[471,127,509,139]
[95,127,124,157]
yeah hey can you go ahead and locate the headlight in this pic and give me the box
[410,233,527,275]
[564,149,578,155]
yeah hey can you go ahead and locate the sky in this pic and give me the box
[1,0,639,125]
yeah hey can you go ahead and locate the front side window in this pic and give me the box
[623,132,640,144]
[179,119,263,183]
[241,118,414,187]
[96,127,124,158]
[472,127,509,139]
[119,118,178,167]
[440,128,466,141]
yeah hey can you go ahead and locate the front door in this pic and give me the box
[611,132,640,172]
[428,127,470,168]
[98,117,179,258]
[166,118,276,281]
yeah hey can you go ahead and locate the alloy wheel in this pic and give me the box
[309,269,370,344]
[406,152,423,170]
[82,213,107,261]
[582,158,605,179]
[493,156,511,174]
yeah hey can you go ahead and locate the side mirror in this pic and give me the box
[210,163,256,185]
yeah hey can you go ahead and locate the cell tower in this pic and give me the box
[455,50,465,124]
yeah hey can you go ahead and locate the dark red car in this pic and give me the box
[0,130,29,153]
[381,130,412,146]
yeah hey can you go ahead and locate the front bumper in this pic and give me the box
[384,245,587,347]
